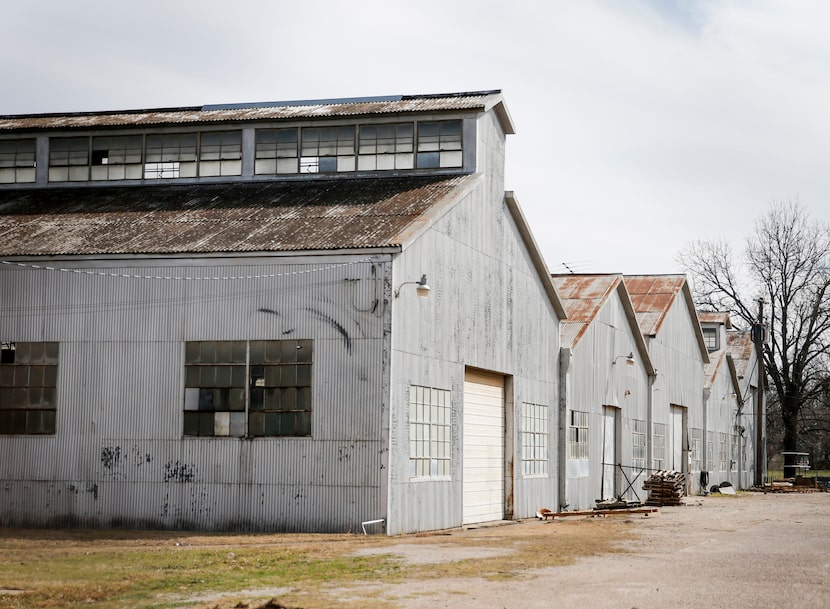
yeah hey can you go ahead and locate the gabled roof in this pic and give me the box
[624,274,709,362]
[704,347,742,404]
[551,273,653,375]
[0,90,516,135]
[704,349,727,388]
[698,310,732,328]
[727,331,755,381]
[0,175,477,256]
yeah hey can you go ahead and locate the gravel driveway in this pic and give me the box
[372,492,830,609]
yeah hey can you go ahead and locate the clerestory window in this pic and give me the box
[0,138,36,184]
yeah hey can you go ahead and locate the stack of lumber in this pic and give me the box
[643,470,686,506]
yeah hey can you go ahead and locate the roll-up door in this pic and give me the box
[462,369,505,525]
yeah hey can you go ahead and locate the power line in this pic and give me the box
[0,258,369,282]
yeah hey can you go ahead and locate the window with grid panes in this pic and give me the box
[48,137,89,181]
[632,419,647,470]
[144,133,198,178]
[652,422,666,470]
[731,433,739,471]
[255,128,299,174]
[719,432,728,472]
[0,138,36,183]
[0,342,58,435]
[183,339,312,438]
[357,123,414,170]
[300,126,355,173]
[690,428,702,471]
[521,402,548,476]
[416,120,462,168]
[199,131,242,177]
[702,327,719,352]
[568,410,589,459]
[409,385,451,478]
[91,135,143,180]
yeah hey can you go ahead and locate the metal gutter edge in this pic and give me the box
[0,247,402,265]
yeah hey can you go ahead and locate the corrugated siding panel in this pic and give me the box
[0,257,391,532]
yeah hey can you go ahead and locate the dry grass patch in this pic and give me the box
[0,517,635,609]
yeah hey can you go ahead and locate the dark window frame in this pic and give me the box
[183,339,313,438]
[0,341,59,435]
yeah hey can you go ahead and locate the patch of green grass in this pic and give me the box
[0,540,403,609]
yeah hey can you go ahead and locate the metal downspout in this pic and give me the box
[558,347,572,511]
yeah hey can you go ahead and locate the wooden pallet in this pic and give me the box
[642,470,687,506]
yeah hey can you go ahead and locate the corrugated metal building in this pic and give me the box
[552,274,655,511]
[624,275,709,495]
[699,312,758,489]
[0,91,566,534]
[726,329,759,487]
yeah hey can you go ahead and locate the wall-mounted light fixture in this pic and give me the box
[394,274,431,298]
[613,352,635,366]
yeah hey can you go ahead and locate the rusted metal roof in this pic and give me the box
[727,331,754,379]
[0,91,512,132]
[704,348,727,387]
[551,273,655,374]
[0,175,475,256]
[551,274,620,347]
[625,274,709,362]
[698,311,732,328]
[623,275,687,336]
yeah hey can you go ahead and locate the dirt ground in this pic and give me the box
[2,492,828,608]
[350,492,830,609]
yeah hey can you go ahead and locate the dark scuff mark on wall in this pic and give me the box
[306,308,352,354]
[164,461,195,483]
[294,487,306,504]
[86,483,99,500]
[130,445,152,466]
[338,444,355,463]
[100,446,121,470]
[258,307,280,316]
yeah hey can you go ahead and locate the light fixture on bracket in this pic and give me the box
[613,352,635,366]
[394,274,431,298]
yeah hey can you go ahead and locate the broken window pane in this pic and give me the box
[182,339,312,438]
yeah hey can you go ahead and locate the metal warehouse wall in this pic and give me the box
[563,293,651,512]
[385,109,562,535]
[0,255,392,532]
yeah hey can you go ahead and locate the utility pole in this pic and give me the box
[752,299,766,487]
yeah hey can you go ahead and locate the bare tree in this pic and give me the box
[679,201,830,462]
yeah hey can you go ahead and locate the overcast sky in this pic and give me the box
[2,0,828,275]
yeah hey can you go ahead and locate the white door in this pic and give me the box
[601,406,617,500]
[462,370,505,525]
[670,405,685,473]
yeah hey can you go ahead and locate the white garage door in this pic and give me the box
[462,369,505,525]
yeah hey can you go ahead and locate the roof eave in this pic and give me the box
[505,191,567,320]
